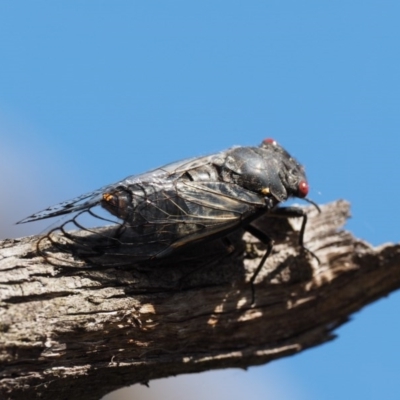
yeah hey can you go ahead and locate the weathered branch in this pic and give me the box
[0,200,399,400]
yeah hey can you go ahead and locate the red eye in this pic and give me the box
[263,138,276,145]
[298,180,309,198]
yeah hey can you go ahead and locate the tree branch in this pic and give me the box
[1,200,399,400]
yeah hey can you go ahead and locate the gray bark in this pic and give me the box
[0,200,399,400]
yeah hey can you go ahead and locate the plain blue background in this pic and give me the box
[1,2,399,399]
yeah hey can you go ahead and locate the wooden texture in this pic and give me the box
[0,200,399,400]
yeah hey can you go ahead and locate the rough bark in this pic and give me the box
[0,200,399,400]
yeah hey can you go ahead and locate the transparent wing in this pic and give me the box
[17,153,221,224]
[17,184,112,224]
[36,179,265,265]
[24,149,268,266]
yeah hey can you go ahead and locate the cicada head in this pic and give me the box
[260,138,309,201]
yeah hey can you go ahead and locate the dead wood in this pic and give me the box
[0,200,399,400]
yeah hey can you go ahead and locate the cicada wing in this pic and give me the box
[158,181,266,253]
[17,153,219,224]
[40,178,265,264]
[124,180,266,258]
[177,181,266,212]
[17,185,112,224]
[22,150,263,265]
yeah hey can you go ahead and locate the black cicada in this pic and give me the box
[18,139,318,295]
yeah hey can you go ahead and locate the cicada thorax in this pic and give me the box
[218,147,287,204]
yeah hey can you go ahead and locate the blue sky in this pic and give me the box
[1,2,399,399]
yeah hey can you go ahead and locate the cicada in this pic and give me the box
[18,139,318,296]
